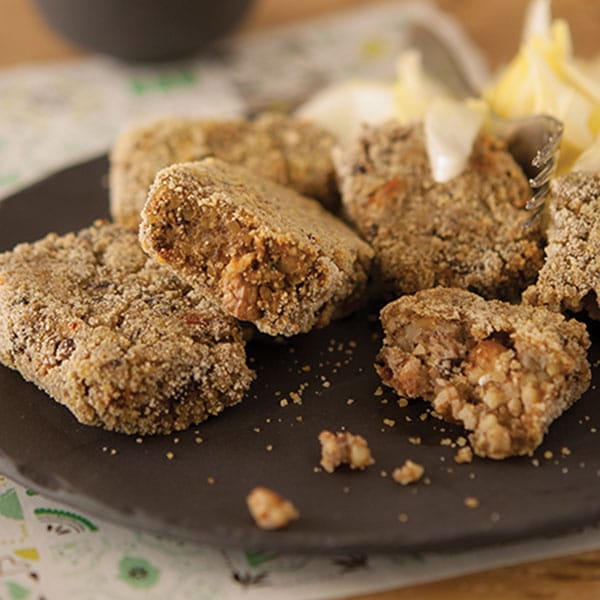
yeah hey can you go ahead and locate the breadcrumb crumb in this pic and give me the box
[464,496,480,508]
[392,460,424,485]
[318,430,374,473]
[246,486,299,530]
[454,446,474,464]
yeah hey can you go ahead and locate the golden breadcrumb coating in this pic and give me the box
[0,221,253,434]
[376,288,590,459]
[110,112,339,229]
[140,158,373,336]
[334,121,544,301]
[523,172,600,318]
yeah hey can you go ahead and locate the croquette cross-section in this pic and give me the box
[0,222,254,435]
[110,112,339,229]
[376,288,590,459]
[139,158,374,336]
[334,121,544,301]
[523,173,600,319]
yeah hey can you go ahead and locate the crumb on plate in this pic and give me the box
[392,460,424,485]
[246,486,299,530]
[318,430,374,473]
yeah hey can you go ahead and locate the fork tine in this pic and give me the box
[529,154,558,188]
[525,181,551,211]
[520,116,562,226]
[522,207,544,229]
[523,185,551,226]
[532,135,561,169]
[531,117,563,168]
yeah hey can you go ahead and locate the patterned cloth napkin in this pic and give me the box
[0,2,487,202]
[4,477,600,600]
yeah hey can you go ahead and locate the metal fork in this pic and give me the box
[498,114,563,224]
[409,25,563,223]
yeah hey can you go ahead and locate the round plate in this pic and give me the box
[1,156,600,554]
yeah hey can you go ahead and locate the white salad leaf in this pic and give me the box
[485,13,600,171]
[572,135,600,173]
[424,98,485,183]
[295,80,396,142]
[393,49,453,124]
[521,0,552,44]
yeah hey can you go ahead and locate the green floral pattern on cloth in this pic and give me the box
[4,581,30,600]
[0,490,24,521]
[0,2,487,204]
[118,557,160,589]
[2,478,600,600]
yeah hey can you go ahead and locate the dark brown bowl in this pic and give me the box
[34,0,253,61]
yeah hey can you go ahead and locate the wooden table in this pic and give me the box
[2,1,600,598]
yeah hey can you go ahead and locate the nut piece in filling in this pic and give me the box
[334,121,544,301]
[110,112,339,229]
[246,486,299,530]
[140,158,374,336]
[376,288,590,459]
[0,221,254,435]
[392,460,424,485]
[318,430,375,472]
[523,173,600,319]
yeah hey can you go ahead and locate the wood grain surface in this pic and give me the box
[1,0,599,68]
[1,1,599,599]
[347,549,600,600]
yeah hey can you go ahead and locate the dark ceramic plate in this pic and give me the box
[1,156,600,554]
